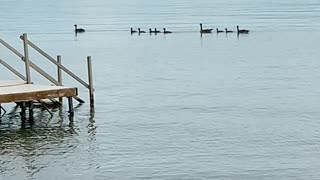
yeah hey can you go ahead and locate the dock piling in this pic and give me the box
[68,97,74,117]
[28,101,34,124]
[20,102,26,120]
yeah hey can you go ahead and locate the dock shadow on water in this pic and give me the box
[0,106,96,179]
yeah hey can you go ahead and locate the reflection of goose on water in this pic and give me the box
[74,24,85,33]
[225,28,233,33]
[163,28,172,34]
[130,28,137,34]
[237,26,249,34]
[200,23,213,33]
[216,28,224,33]
[138,28,145,33]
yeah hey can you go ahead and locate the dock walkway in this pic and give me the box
[0,80,77,104]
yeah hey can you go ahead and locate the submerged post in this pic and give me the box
[87,56,94,109]
[68,97,74,117]
[20,102,26,120]
[57,55,63,104]
[29,101,34,125]
[22,33,31,84]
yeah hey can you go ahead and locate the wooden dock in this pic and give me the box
[0,80,77,103]
[0,33,94,121]
[0,80,78,119]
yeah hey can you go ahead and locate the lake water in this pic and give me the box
[1,0,320,179]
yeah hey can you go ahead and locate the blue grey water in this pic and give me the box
[1,0,320,179]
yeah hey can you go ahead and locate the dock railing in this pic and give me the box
[0,33,94,109]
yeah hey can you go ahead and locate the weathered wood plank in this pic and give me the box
[0,80,26,87]
[0,81,77,103]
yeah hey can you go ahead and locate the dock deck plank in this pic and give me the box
[0,80,77,103]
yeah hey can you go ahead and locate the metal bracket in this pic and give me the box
[38,100,53,119]
[0,105,7,117]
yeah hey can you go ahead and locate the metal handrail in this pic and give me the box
[0,58,26,81]
[20,36,90,89]
[0,38,61,85]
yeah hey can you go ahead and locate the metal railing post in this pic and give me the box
[57,55,63,104]
[87,56,94,109]
[22,33,31,84]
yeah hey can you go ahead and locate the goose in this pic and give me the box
[163,28,172,34]
[154,28,161,33]
[225,28,233,33]
[237,26,249,34]
[130,28,137,34]
[216,28,224,33]
[138,28,145,33]
[149,28,155,33]
[74,24,85,33]
[200,23,213,33]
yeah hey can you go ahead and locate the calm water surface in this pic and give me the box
[1,0,320,179]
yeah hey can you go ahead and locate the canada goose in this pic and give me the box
[200,23,213,33]
[216,28,224,33]
[149,28,155,33]
[138,28,145,33]
[130,28,137,34]
[225,28,233,33]
[237,26,249,34]
[74,24,85,33]
[163,28,172,34]
[154,28,161,33]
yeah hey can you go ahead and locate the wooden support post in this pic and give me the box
[29,101,34,124]
[87,56,95,109]
[68,97,74,117]
[57,55,63,104]
[22,33,31,84]
[20,102,26,120]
